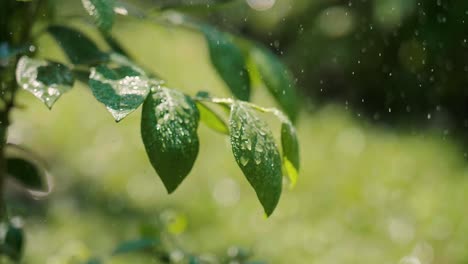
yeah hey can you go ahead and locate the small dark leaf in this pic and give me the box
[0,221,24,262]
[229,102,282,216]
[82,0,115,32]
[6,157,45,191]
[112,238,158,255]
[89,64,153,121]
[196,102,229,135]
[251,46,299,122]
[48,25,109,65]
[201,25,250,101]
[16,56,74,109]
[141,87,200,193]
[281,121,299,188]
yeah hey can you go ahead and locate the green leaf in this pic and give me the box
[251,46,299,122]
[89,64,153,121]
[48,25,109,65]
[0,222,24,261]
[229,102,282,216]
[83,258,103,264]
[281,122,299,189]
[201,26,250,101]
[112,239,158,255]
[82,0,115,32]
[141,87,200,193]
[6,157,45,191]
[196,102,229,134]
[16,56,74,109]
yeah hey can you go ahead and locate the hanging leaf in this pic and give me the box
[229,102,282,216]
[0,222,24,262]
[251,46,299,122]
[6,157,45,191]
[81,0,115,32]
[281,122,299,188]
[196,102,229,135]
[112,238,159,255]
[201,25,250,101]
[89,64,153,121]
[48,25,109,65]
[16,56,74,109]
[141,87,200,193]
[102,33,128,56]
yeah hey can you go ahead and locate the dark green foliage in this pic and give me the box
[112,239,159,255]
[201,25,251,101]
[81,0,115,32]
[251,46,299,122]
[6,157,45,191]
[47,25,109,65]
[89,64,151,121]
[141,87,200,193]
[229,102,282,216]
[0,222,24,262]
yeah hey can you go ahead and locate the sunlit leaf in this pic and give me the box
[16,56,74,109]
[281,121,299,188]
[6,157,45,191]
[229,102,282,216]
[141,87,200,193]
[201,25,250,101]
[82,0,115,32]
[48,25,109,65]
[112,239,158,255]
[251,46,299,122]
[89,64,153,121]
[196,102,229,134]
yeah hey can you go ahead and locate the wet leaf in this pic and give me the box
[6,157,45,191]
[89,64,153,121]
[112,238,158,255]
[0,222,24,261]
[141,87,200,193]
[82,0,115,32]
[251,46,299,122]
[16,56,74,109]
[281,122,300,188]
[229,102,282,216]
[48,25,109,65]
[201,25,250,101]
[196,102,229,134]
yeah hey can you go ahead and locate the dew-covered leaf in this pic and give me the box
[196,102,229,134]
[6,157,45,191]
[48,25,109,65]
[89,64,153,121]
[141,87,200,193]
[112,238,159,255]
[82,0,115,32]
[229,102,282,216]
[281,122,299,188]
[251,46,299,122]
[0,222,24,261]
[16,56,74,109]
[201,25,250,101]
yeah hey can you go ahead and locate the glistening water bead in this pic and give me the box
[246,0,275,11]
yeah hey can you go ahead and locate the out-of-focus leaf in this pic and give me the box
[281,121,300,188]
[83,258,103,264]
[89,64,153,121]
[141,87,200,193]
[201,25,250,101]
[196,102,229,134]
[112,239,159,255]
[0,221,24,261]
[229,102,282,216]
[251,46,299,122]
[6,157,45,191]
[82,0,115,32]
[16,56,74,109]
[48,25,109,65]
[102,33,128,56]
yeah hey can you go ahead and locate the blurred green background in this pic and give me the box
[6,0,468,263]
